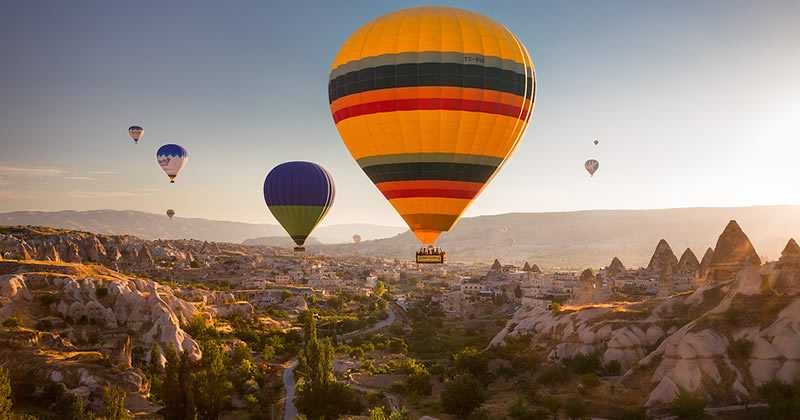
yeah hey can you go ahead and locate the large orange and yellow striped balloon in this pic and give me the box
[329,6,536,245]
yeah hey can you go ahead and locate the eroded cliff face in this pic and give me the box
[0,260,203,360]
[492,261,800,408]
[0,226,274,279]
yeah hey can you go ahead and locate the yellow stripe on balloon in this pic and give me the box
[331,7,527,70]
[388,197,472,216]
[335,110,525,160]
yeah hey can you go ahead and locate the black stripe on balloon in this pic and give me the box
[362,162,497,184]
[328,62,534,103]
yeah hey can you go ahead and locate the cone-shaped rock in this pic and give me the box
[607,257,626,277]
[490,259,502,271]
[523,262,532,272]
[699,248,715,274]
[707,220,760,284]
[530,264,542,273]
[647,239,678,274]
[775,238,800,294]
[781,239,800,258]
[677,248,700,273]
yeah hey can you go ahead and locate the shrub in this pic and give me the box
[759,379,800,419]
[2,317,21,328]
[441,374,486,418]
[669,390,706,419]
[563,352,602,375]
[102,385,130,420]
[550,302,563,313]
[35,319,53,331]
[728,338,754,360]
[564,396,589,419]
[536,365,570,385]
[38,294,59,306]
[580,373,601,389]
[603,360,623,376]
[0,367,11,419]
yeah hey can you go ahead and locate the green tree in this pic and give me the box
[441,374,486,418]
[193,341,231,419]
[102,385,130,420]
[540,395,562,420]
[0,367,12,419]
[564,397,588,420]
[452,347,490,383]
[295,312,362,419]
[669,390,706,419]
[62,392,94,420]
[375,281,387,298]
[759,379,800,420]
[2,317,21,328]
[370,406,410,420]
[162,344,182,419]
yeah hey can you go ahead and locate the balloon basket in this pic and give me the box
[415,247,446,264]
[293,247,306,253]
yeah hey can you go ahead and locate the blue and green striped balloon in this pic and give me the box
[263,162,335,247]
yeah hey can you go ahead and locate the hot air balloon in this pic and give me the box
[166,209,175,219]
[352,234,362,244]
[263,162,335,252]
[328,6,535,264]
[156,144,188,183]
[593,139,599,146]
[128,126,143,144]
[585,159,599,176]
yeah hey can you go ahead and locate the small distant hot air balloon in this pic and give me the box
[593,139,599,146]
[353,234,362,244]
[166,209,175,219]
[328,6,535,261]
[263,162,335,252]
[156,144,188,183]
[128,126,143,144]
[585,159,599,176]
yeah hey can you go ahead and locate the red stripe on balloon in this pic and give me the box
[333,98,526,123]
[380,188,481,199]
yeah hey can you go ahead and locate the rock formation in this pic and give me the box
[607,257,626,277]
[673,248,700,292]
[707,220,760,285]
[771,239,800,295]
[646,239,678,275]
[492,220,800,411]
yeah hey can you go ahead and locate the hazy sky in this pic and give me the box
[1,0,798,226]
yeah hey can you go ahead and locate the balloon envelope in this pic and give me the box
[585,159,599,176]
[166,209,175,219]
[156,144,188,183]
[128,126,143,143]
[352,234,362,244]
[593,139,599,146]
[263,162,335,247]
[329,6,535,246]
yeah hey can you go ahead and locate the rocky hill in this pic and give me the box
[0,210,404,244]
[490,221,800,411]
[318,205,800,267]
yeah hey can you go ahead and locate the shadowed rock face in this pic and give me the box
[774,239,800,294]
[607,257,626,276]
[677,248,700,273]
[699,248,715,274]
[708,220,760,284]
[647,239,678,275]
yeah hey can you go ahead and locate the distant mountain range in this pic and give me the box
[0,210,405,244]
[316,206,800,268]
[3,206,800,268]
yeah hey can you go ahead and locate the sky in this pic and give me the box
[1,0,799,227]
